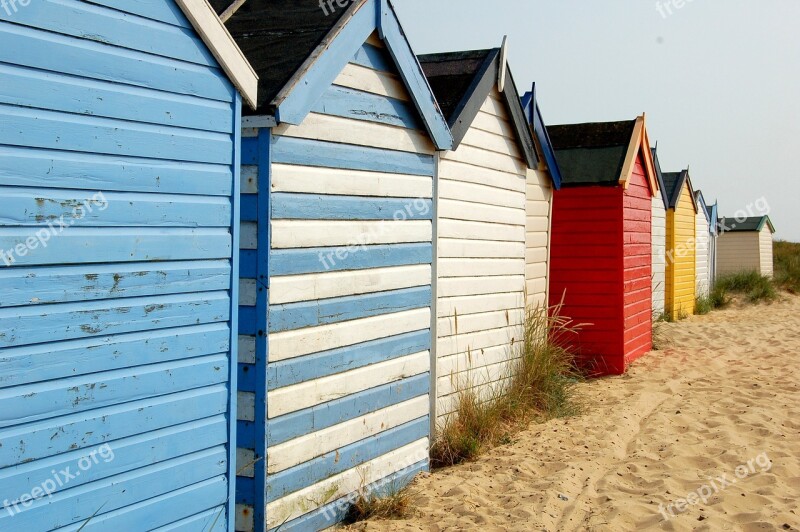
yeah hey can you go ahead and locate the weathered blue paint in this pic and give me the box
[266,374,430,447]
[266,460,428,532]
[235,31,437,531]
[270,243,432,276]
[0,2,244,529]
[521,87,563,189]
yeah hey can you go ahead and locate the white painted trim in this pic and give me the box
[176,0,259,109]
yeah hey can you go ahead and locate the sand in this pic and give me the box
[346,295,800,531]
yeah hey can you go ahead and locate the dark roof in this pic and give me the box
[545,121,636,186]
[209,0,351,115]
[706,205,715,222]
[651,147,669,209]
[662,170,688,209]
[417,48,538,169]
[418,50,494,121]
[718,216,775,233]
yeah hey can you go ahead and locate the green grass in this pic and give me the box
[430,305,582,468]
[343,483,414,524]
[774,241,800,294]
[714,270,778,304]
[651,312,671,350]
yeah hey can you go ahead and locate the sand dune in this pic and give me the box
[346,295,800,531]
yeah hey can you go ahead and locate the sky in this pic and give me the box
[393,0,800,242]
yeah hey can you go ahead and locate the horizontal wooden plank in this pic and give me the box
[439,178,526,210]
[266,374,429,447]
[0,23,233,104]
[438,309,524,338]
[334,63,410,102]
[0,104,232,164]
[9,0,217,67]
[439,239,525,259]
[438,343,515,378]
[439,198,525,226]
[269,308,430,362]
[315,82,423,129]
[268,330,429,390]
[272,193,432,221]
[445,143,527,176]
[0,260,230,308]
[0,227,231,267]
[437,326,520,357]
[0,187,230,227]
[437,359,514,398]
[83,0,190,28]
[270,137,434,177]
[271,163,432,198]
[0,417,226,500]
[267,286,431,332]
[0,323,229,389]
[271,220,431,249]
[271,242,432,276]
[268,351,429,417]
[1,448,228,531]
[266,439,427,529]
[438,292,524,318]
[267,397,428,474]
[0,385,228,468]
[274,113,434,155]
[438,275,525,299]
[270,264,430,305]
[267,418,427,503]
[438,258,524,278]
[0,146,232,196]
[438,158,526,193]
[460,126,524,160]
[0,63,232,132]
[0,292,230,348]
[439,218,525,243]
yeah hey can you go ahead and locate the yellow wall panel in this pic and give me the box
[665,184,696,319]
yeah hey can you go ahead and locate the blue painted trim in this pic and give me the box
[267,285,432,333]
[238,362,256,393]
[267,418,428,503]
[521,87,562,189]
[378,0,453,150]
[270,242,432,276]
[241,194,258,222]
[274,0,376,124]
[267,374,429,446]
[240,250,257,278]
[268,330,430,389]
[351,42,394,72]
[267,459,428,532]
[269,136,434,176]
[311,84,423,130]
[253,127,272,532]
[227,93,242,532]
[272,193,433,221]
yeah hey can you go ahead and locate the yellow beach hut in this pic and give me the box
[663,169,698,319]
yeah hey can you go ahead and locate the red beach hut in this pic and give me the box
[547,116,658,376]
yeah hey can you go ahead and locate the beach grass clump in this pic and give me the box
[651,312,672,350]
[344,483,414,524]
[430,305,582,468]
[774,240,800,294]
[715,271,777,304]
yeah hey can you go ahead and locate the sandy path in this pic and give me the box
[346,295,800,531]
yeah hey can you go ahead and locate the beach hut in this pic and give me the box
[213,1,452,530]
[717,216,776,278]
[663,169,699,319]
[546,117,659,376]
[694,191,712,297]
[416,47,556,424]
[0,2,256,530]
[707,201,719,286]
[521,86,564,310]
[651,147,669,317]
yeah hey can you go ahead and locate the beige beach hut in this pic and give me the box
[717,216,776,277]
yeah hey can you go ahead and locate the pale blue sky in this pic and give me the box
[394,1,800,241]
